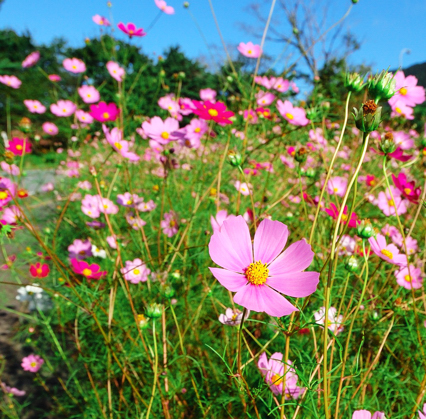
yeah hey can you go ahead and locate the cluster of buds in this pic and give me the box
[356,219,376,239]
[345,72,365,93]
[228,150,243,167]
[379,132,397,155]
[353,100,382,133]
[146,303,163,319]
[367,70,396,102]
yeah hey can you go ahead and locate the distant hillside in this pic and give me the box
[402,62,426,87]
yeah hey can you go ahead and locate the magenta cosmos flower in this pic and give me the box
[42,122,58,135]
[155,0,175,14]
[277,100,309,126]
[51,100,77,117]
[192,100,234,125]
[106,61,125,82]
[368,234,407,266]
[352,411,385,419]
[121,259,151,284]
[90,102,120,122]
[388,71,425,108]
[63,58,86,73]
[24,99,46,114]
[48,74,61,82]
[21,354,44,373]
[209,217,319,317]
[392,172,421,204]
[237,42,262,58]
[324,203,359,228]
[0,75,21,89]
[22,51,40,68]
[71,258,106,280]
[92,14,110,26]
[29,262,50,278]
[117,22,146,38]
[78,85,100,104]
[371,146,412,162]
[7,138,31,156]
[395,265,423,290]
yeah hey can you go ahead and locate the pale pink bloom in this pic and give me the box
[405,236,418,255]
[161,211,179,237]
[338,235,356,256]
[392,131,414,150]
[78,85,100,103]
[1,161,19,176]
[42,122,58,135]
[158,95,180,118]
[376,187,408,216]
[256,91,275,106]
[76,109,94,124]
[211,210,232,233]
[219,308,250,326]
[142,116,181,144]
[327,176,347,197]
[121,259,151,284]
[77,181,92,190]
[63,58,86,73]
[22,51,40,68]
[107,235,118,249]
[390,100,414,120]
[92,14,111,26]
[178,97,195,115]
[314,306,344,335]
[277,100,309,126]
[50,100,77,117]
[41,182,54,192]
[106,61,125,82]
[352,410,386,419]
[200,88,217,102]
[273,77,290,92]
[155,0,175,14]
[368,234,407,266]
[97,196,118,215]
[0,75,21,89]
[395,265,423,290]
[254,76,276,89]
[21,354,44,372]
[181,118,208,146]
[81,194,101,219]
[237,42,262,58]
[103,125,140,161]
[126,213,147,230]
[290,81,299,93]
[24,99,46,114]
[0,382,26,396]
[309,127,326,146]
[418,403,426,419]
[234,181,251,196]
[388,71,425,108]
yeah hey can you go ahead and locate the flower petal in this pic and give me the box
[268,239,314,276]
[267,271,319,297]
[209,268,247,292]
[253,219,288,264]
[209,215,253,272]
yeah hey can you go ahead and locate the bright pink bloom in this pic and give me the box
[258,352,305,398]
[76,109,94,124]
[29,262,50,278]
[63,58,86,73]
[121,259,151,284]
[42,122,58,135]
[7,138,31,156]
[368,234,407,266]
[327,176,348,197]
[256,107,272,119]
[142,116,181,144]
[71,258,106,280]
[192,100,234,125]
[273,77,290,92]
[200,88,217,102]
[209,217,319,317]
[388,71,425,108]
[21,354,44,373]
[103,125,139,161]
[256,91,275,106]
[324,203,359,228]
[50,100,77,117]
[92,14,111,26]
[372,146,412,162]
[392,172,421,204]
[117,22,146,38]
[0,75,21,89]
[376,187,408,216]
[155,0,175,14]
[277,100,309,126]
[161,211,179,237]
[90,102,120,122]
[352,411,385,419]
[78,85,100,103]
[106,61,125,82]
[390,100,414,120]
[178,97,195,116]
[24,99,46,114]
[48,74,61,82]
[237,42,262,58]
[395,265,423,290]
[22,51,40,68]
[418,403,426,419]
[211,210,232,233]
[243,109,258,124]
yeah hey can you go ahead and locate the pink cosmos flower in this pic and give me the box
[90,102,120,122]
[352,411,386,419]
[393,131,414,150]
[178,97,196,115]
[211,210,232,233]
[24,99,46,114]
[98,196,118,215]
[219,307,250,326]
[76,109,94,124]
[71,258,106,280]
[180,118,208,147]
[117,22,146,38]
[418,403,426,419]
[155,0,175,14]
[142,116,181,144]
[137,200,156,212]
[161,211,179,237]
[0,205,20,225]
[256,91,275,106]
[78,85,100,103]
[277,100,309,126]
[376,187,408,216]
[390,100,414,120]
[0,75,21,89]
[81,194,101,219]
[22,354,44,373]
[48,74,61,82]
[126,212,147,230]
[324,203,359,228]
[68,239,92,260]
[106,61,125,82]
[1,162,19,176]
[372,146,412,162]
[258,352,305,398]
[237,42,262,58]
[0,382,26,397]
[243,109,258,124]
[192,100,234,125]
[209,217,319,316]
[273,77,290,92]
[22,51,40,68]
[121,259,151,284]
[327,176,348,197]
[117,192,143,208]
[29,262,50,278]
[392,172,421,204]
[7,138,31,156]
[107,235,118,249]
[50,100,77,117]
[103,125,140,161]
[234,181,251,196]
[42,122,58,135]
[368,234,407,266]
[200,88,217,102]
[314,306,344,335]
[63,58,86,73]
[395,265,423,290]
[92,14,111,26]
[255,76,276,89]
[388,71,425,108]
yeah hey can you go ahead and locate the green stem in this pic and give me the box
[146,320,158,419]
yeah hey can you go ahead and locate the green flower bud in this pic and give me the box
[171,270,181,279]
[352,0,359,3]
[367,70,396,101]
[178,71,186,79]
[306,106,321,122]
[345,72,365,93]
[146,303,163,319]
[162,285,175,299]
[356,219,375,239]
[183,1,190,7]
[294,147,308,164]
[379,132,397,154]
[345,256,359,273]
[292,27,299,35]
[228,151,243,167]
[227,75,233,83]
[352,100,382,133]
[303,167,316,178]
[159,69,166,78]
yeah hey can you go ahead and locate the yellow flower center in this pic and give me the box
[271,374,283,386]
[333,187,339,193]
[388,199,395,206]
[72,65,77,69]
[16,145,23,150]
[82,268,92,276]
[103,112,110,119]
[133,269,140,275]
[114,142,122,150]
[129,30,134,34]
[400,87,408,96]
[245,261,269,285]
[170,220,176,227]
[248,49,253,55]
[161,132,170,140]
[404,187,412,194]
[285,113,294,120]
[30,362,37,367]
[208,109,218,117]
[0,191,8,200]
[395,107,402,114]
[404,274,412,282]
[341,213,348,222]
[381,249,393,259]
[194,127,201,133]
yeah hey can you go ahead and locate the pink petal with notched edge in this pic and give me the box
[209,215,253,272]
[268,239,314,276]
[253,219,288,264]
[266,271,319,297]
[234,284,297,317]
[209,268,247,292]
[352,411,372,419]
[257,352,269,376]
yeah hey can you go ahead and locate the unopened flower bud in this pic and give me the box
[178,71,186,79]
[303,167,316,178]
[183,1,190,7]
[227,76,233,83]
[294,147,308,164]
[345,72,365,93]
[352,0,359,3]
[292,27,299,35]
[162,285,175,299]
[379,132,397,154]
[171,270,181,279]
[345,256,359,273]
[146,303,163,319]
[367,70,396,101]
[352,100,382,133]
[137,314,150,329]
[356,219,375,239]
[228,151,243,167]
[159,69,166,77]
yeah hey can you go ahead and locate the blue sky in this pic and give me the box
[1,0,425,94]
